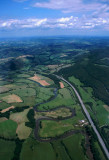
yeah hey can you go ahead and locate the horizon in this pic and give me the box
[1,35,109,39]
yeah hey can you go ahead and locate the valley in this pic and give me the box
[0,37,109,160]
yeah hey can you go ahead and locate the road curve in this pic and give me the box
[55,74,109,159]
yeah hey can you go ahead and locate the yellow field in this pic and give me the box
[59,82,64,88]
[16,55,33,59]
[10,108,31,139]
[4,84,16,89]
[10,108,30,124]
[2,94,23,103]
[16,122,32,139]
[104,105,109,112]
[28,74,50,86]
[1,106,15,113]
[0,86,9,93]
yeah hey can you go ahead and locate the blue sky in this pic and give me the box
[1,0,109,37]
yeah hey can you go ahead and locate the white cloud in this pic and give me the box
[57,23,68,28]
[21,18,47,28]
[57,16,74,22]
[0,16,109,30]
[0,18,47,29]
[33,0,102,13]
[0,19,20,28]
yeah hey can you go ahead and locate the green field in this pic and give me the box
[20,134,88,160]
[38,87,76,111]
[62,134,88,160]
[94,141,106,160]
[0,139,16,160]
[0,101,10,110]
[20,138,56,160]
[51,140,71,160]
[0,120,17,139]
[39,120,74,138]
[11,88,36,97]
[69,76,109,126]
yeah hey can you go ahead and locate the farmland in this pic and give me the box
[68,76,109,126]
[39,120,74,138]
[62,134,87,160]
[0,37,108,160]
[0,119,17,139]
[20,138,56,160]
[0,139,16,160]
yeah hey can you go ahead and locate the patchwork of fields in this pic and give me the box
[0,72,90,160]
[0,37,109,160]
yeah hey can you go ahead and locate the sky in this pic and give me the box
[1,0,109,37]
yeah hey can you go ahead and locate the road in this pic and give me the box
[55,75,109,159]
